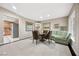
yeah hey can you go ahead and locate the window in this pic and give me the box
[60,26,67,31]
[54,24,59,29]
[26,22,33,31]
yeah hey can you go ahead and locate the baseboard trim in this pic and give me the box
[0,37,32,46]
[68,44,76,56]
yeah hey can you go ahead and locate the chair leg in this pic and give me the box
[48,39,50,44]
[33,39,34,43]
[36,40,38,45]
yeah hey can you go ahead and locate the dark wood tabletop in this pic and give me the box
[39,33,46,42]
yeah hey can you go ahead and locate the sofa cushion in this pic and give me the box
[57,31,67,36]
[52,35,66,40]
[52,31,67,39]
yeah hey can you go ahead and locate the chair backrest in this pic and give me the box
[45,31,52,39]
[43,30,48,34]
[32,30,39,40]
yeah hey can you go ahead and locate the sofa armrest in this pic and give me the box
[65,33,71,43]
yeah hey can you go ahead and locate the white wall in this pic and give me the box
[41,16,68,31]
[68,11,75,42]
[0,7,34,44]
[73,4,79,56]
[19,19,32,39]
[0,7,20,43]
[51,17,68,31]
[0,16,3,44]
[68,4,79,55]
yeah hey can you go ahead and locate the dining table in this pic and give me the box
[39,33,46,42]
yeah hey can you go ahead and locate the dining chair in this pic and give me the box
[32,30,40,45]
[44,31,52,44]
[43,30,48,34]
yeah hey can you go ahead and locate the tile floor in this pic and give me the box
[0,38,71,56]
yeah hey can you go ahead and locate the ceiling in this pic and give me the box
[0,3,73,21]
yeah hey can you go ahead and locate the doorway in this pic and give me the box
[3,21,19,43]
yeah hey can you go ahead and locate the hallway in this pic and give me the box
[0,38,71,56]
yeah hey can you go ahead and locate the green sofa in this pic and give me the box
[51,31,71,45]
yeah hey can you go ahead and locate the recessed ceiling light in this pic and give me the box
[12,5,16,10]
[40,16,43,19]
[11,4,16,10]
[47,14,50,17]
